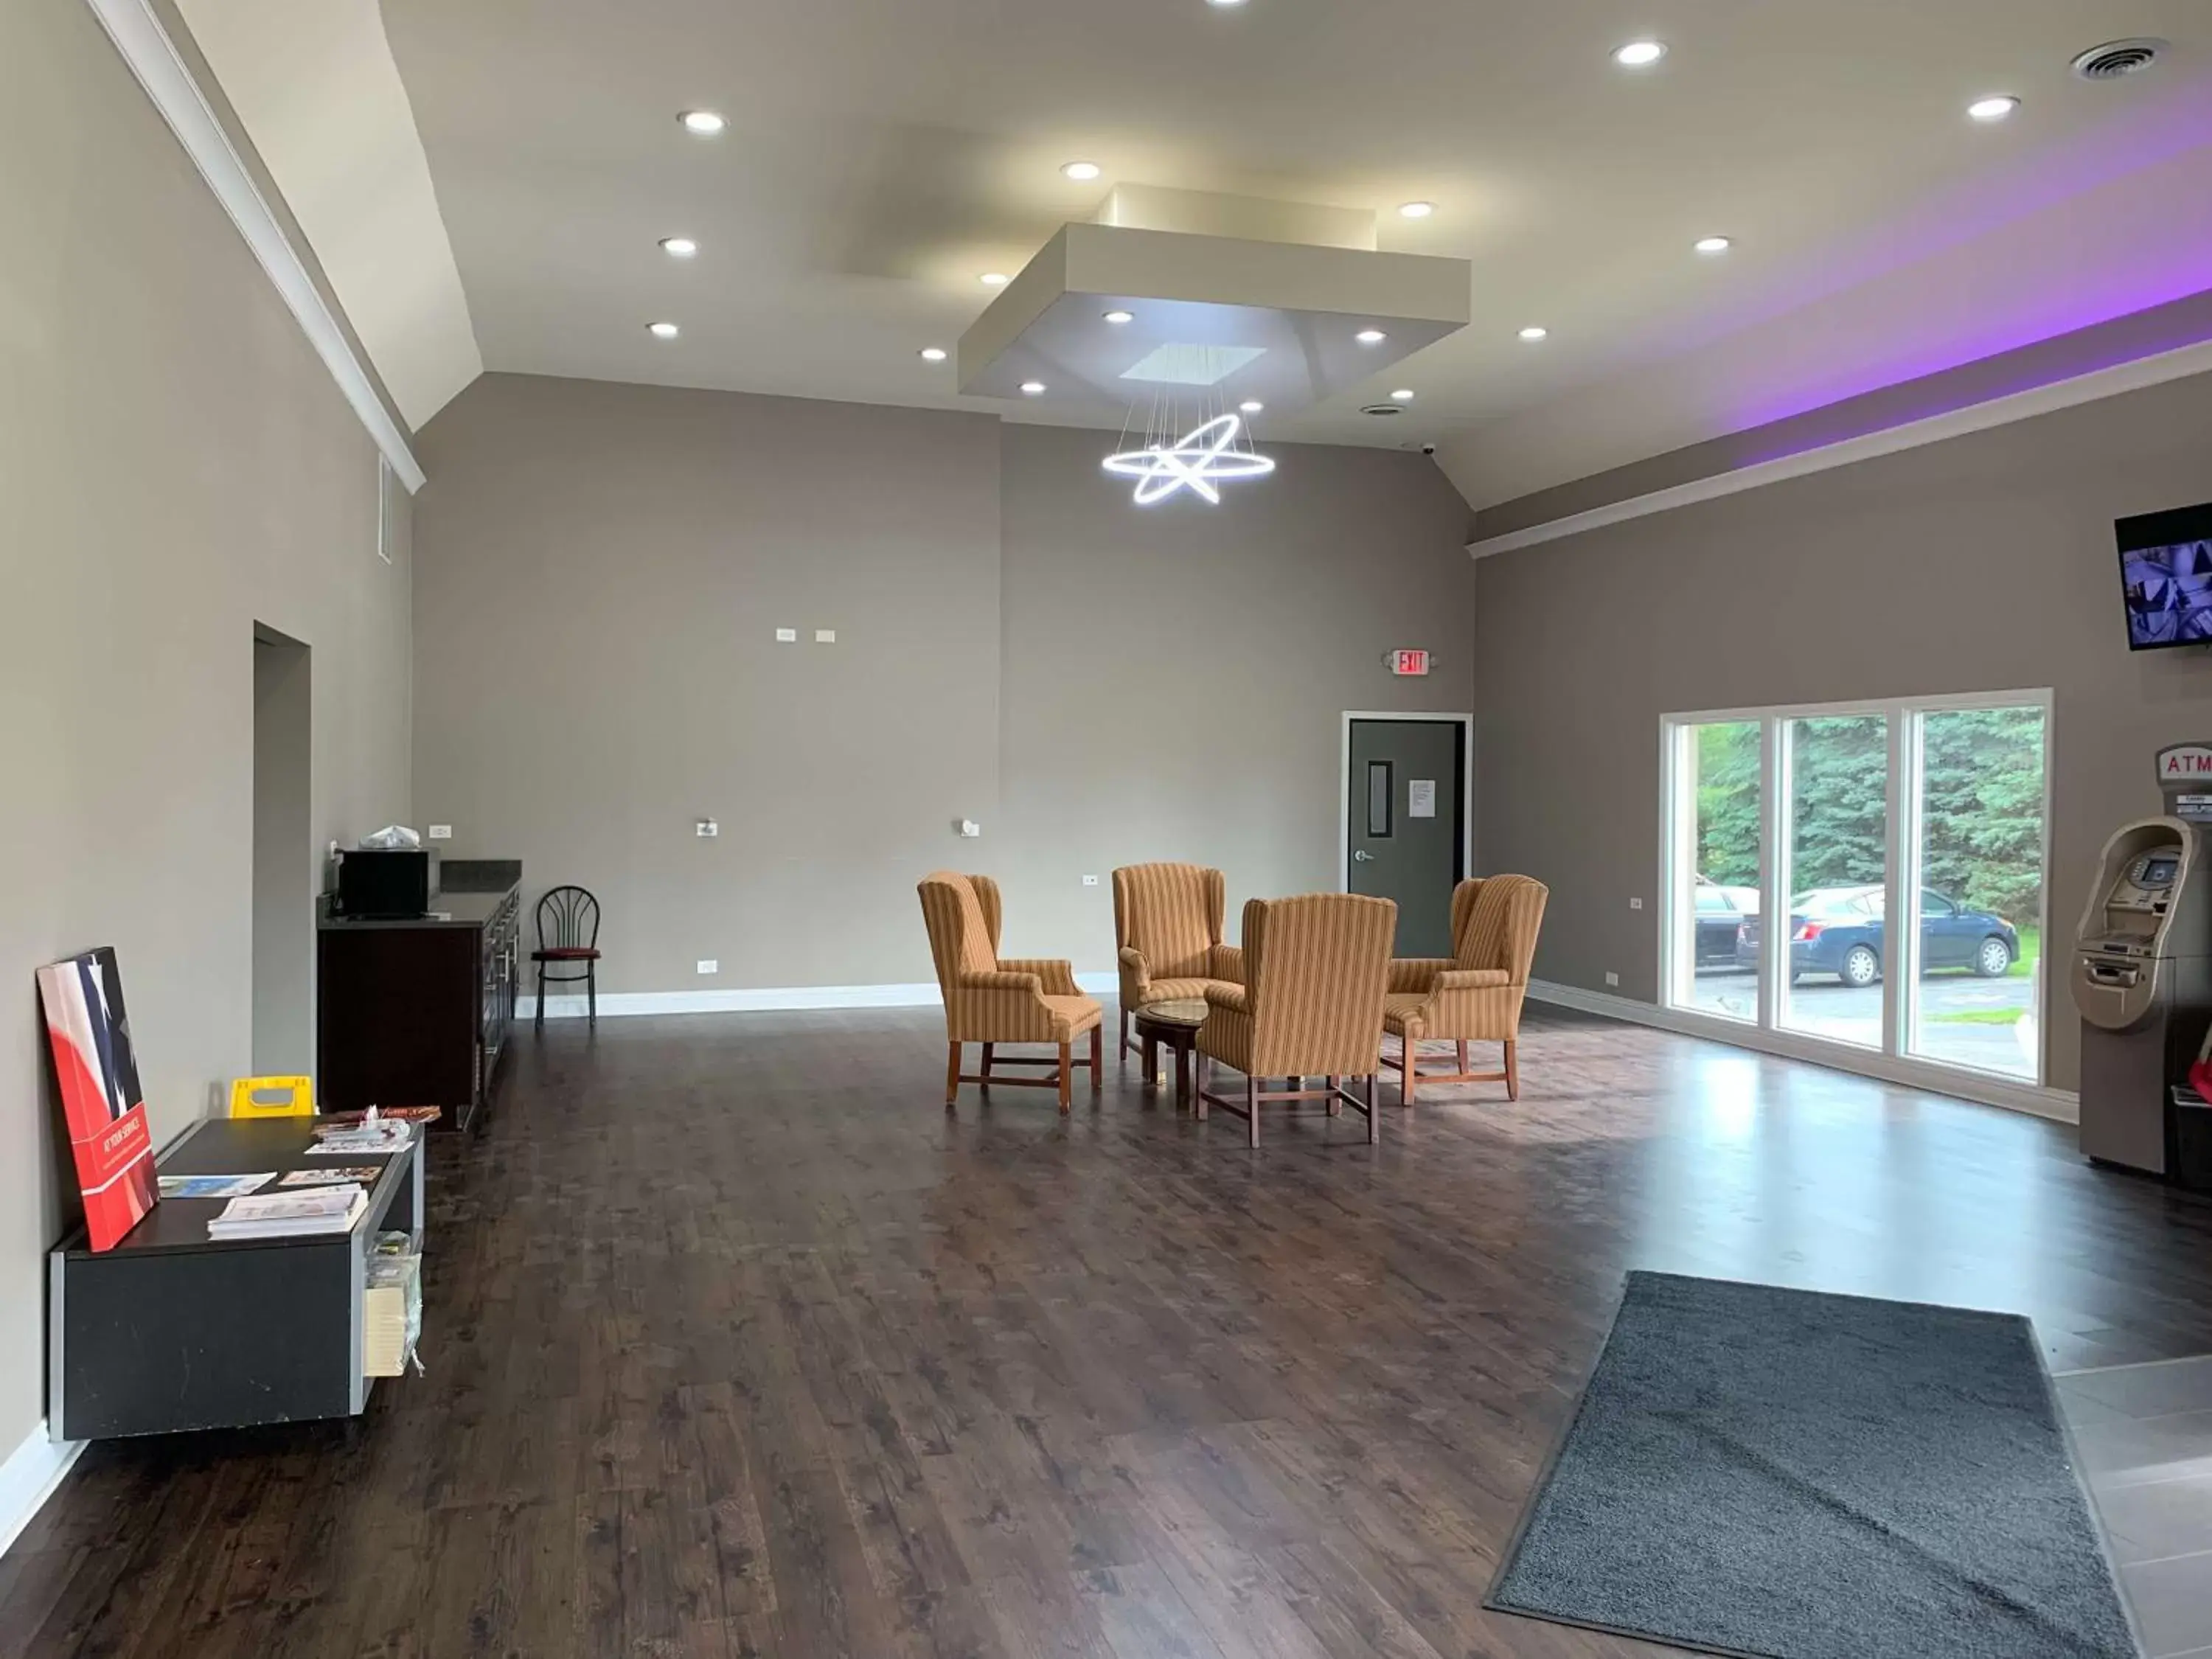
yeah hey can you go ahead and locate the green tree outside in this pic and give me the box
[1692,709,2045,921]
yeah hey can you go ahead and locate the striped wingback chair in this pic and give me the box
[1111,863,1245,1059]
[1383,874,1550,1103]
[919,871,1102,1112]
[1194,893,1396,1147]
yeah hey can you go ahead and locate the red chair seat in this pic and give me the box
[534,946,601,961]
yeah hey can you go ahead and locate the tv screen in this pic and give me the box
[2118,501,2212,650]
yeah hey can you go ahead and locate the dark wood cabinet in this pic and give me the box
[318,864,520,1130]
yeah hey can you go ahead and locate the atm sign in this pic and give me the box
[1391,649,1431,677]
[2159,745,2212,780]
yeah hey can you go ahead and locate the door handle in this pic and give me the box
[1353,850,1375,863]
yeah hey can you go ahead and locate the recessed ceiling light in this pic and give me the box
[1390,389,1415,401]
[1613,40,1667,67]
[980,272,1011,288]
[919,347,947,361]
[659,237,698,257]
[647,321,680,338]
[1062,161,1102,181]
[1518,325,1549,341]
[678,111,726,136]
[1102,310,1135,324]
[1397,201,1435,220]
[1694,235,1733,255]
[1356,329,1387,344]
[1206,0,1248,7]
[1239,400,1264,413]
[1967,94,2021,122]
[1020,380,1047,395]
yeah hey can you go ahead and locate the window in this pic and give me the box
[1662,692,2051,1091]
[1663,721,1760,1023]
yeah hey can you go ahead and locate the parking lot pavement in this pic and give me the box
[1685,970,2037,1078]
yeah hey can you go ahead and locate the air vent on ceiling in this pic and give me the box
[2071,38,2166,80]
[1360,402,1404,417]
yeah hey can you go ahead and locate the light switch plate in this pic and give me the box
[815,628,836,644]
[1629,897,1644,910]
[1606,972,1620,987]
[1082,874,1099,887]
[427,824,452,841]
[698,959,719,975]
[775,627,797,643]
[697,820,719,838]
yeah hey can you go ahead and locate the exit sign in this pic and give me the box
[1390,648,1431,677]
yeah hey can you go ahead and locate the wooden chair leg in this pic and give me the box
[1195,1052,1209,1120]
[1246,1076,1260,1149]
[1403,1041,1418,1106]
[1456,1039,1469,1074]
[1057,1040,1073,1113]
[1326,1075,1340,1116]
[945,1043,960,1107]
[980,1042,995,1088]
[1505,1039,1519,1102]
[587,964,597,1026]
[535,964,545,1032]
[1366,1073,1380,1144]
[1119,1009,1130,1068]
[1089,1024,1103,1092]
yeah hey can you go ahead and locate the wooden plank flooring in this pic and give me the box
[5,1004,2212,1658]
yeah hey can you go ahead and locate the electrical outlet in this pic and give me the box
[697,959,719,975]
[696,820,719,838]
[427,824,452,841]
[1605,971,1620,987]
[774,627,797,643]
[1629,897,1644,911]
[814,628,836,644]
[1082,874,1099,887]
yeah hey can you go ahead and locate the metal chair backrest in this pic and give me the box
[537,885,601,953]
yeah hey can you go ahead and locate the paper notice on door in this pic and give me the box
[1408,779,1436,818]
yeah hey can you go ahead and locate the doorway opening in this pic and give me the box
[1340,712,1472,958]
[252,624,313,1074]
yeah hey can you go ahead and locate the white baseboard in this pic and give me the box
[1528,978,2081,1124]
[517,971,1119,1020]
[0,1421,83,1560]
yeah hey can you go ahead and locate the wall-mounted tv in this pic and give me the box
[2118,501,2212,651]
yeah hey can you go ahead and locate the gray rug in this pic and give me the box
[1486,1273,2138,1659]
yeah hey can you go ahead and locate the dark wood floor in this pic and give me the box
[6,1005,2212,1658]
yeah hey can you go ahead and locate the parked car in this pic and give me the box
[1691,880,1746,967]
[1734,885,2018,987]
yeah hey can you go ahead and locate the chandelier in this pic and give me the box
[1100,359,1276,507]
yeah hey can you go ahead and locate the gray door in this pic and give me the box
[1347,719,1465,958]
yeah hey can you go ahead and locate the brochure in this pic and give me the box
[159,1172,276,1200]
[278,1166,384,1188]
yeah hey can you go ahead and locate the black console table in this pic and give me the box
[318,859,520,1130]
[48,1118,423,1439]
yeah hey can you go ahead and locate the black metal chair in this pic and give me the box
[532,886,602,1030]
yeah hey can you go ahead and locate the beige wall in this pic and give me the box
[1,0,413,1453]
[410,375,1476,990]
[1472,367,2212,1093]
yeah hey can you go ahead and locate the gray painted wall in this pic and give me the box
[1472,367,2212,1093]
[410,376,1476,990]
[1,0,414,1455]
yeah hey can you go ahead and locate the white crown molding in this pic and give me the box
[0,1421,84,1561]
[83,0,426,493]
[1527,978,2079,1124]
[1468,335,2212,559]
[519,972,1119,1020]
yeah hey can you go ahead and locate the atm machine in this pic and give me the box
[2072,744,2212,1180]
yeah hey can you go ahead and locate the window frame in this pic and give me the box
[1659,688,2054,1093]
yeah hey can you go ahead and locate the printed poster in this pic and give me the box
[38,947,159,1251]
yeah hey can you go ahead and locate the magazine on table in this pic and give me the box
[277,1166,385,1189]
[159,1173,275,1200]
[206,1185,366,1239]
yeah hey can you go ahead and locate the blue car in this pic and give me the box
[1735,886,2019,987]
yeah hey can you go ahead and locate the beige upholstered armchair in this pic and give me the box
[1383,874,1549,1103]
[1195,893,1396,1147]
[919,872,1102,1111]
[1111,863,1245,1058]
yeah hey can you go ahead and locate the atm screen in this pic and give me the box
[2141,855,2180,888]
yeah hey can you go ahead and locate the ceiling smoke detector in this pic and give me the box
[1360,402,1404,417]
[2071,38,2166,81]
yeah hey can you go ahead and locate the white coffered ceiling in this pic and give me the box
[192,1,2212,507]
